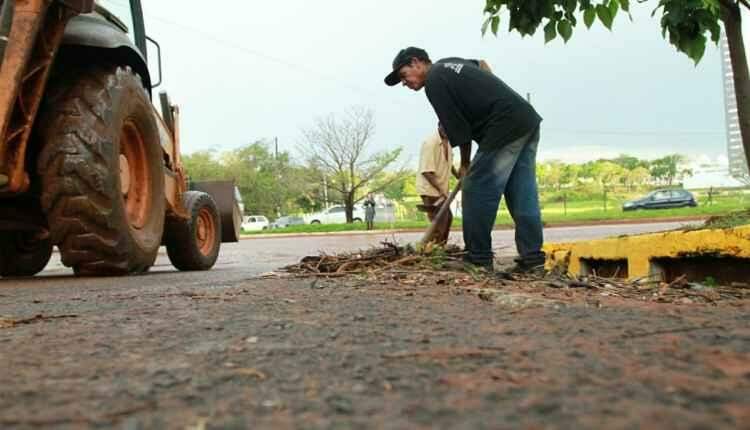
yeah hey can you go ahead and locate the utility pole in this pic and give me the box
[526,92,531,104]
[274,136,278,160]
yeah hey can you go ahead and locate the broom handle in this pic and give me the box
[420,178,463,244]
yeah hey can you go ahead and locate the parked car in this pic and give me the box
[622,189,697,211]
[304,205,365,224]
[241,215,270,231]
[271,215,305,229]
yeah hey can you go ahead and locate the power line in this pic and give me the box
[107,0,382,98]
[544,128,724,137]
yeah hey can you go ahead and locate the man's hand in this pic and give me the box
[459,143,471,178]
[458,164,470,179]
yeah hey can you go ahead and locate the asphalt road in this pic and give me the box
[3,220,695,289]
[3,219,749,430]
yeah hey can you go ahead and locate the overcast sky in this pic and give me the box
[125,1,732,166]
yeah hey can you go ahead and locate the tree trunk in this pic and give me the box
[345,193,354,223]
[723,3,750,172]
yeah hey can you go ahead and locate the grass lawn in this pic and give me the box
[244,193,749,235]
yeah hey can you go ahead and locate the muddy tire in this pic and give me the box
[0,233,53,277]
[36,66,165,276]
[164,191,221,271]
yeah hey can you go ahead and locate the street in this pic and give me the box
[16,220,695,289]
[2,220,749,429]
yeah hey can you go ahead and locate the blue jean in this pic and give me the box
[461,126,544,267]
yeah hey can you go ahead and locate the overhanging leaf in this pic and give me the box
[596,4,613,29]
[558,20,573,42]
[491,15,500,35]
[583,7,596,28]
[481,15,492,36]
[608,0,620,23]
[544,20,557,43]
[686,34,707,65]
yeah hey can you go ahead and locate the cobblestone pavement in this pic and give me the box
[1,268,749,429]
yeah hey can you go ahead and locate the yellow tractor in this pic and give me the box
[0,0,241,276]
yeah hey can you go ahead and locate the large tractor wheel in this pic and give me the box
[0,232,53,277]
[36,66,165,276]
[164,191,221,271]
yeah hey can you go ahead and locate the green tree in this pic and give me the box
[561,163,581,188]
[611,154,649,171]
[182,150,223,182]
[545,161,565,191]
[298,106,408,222]
[649,153,688,186]
[374,169,417,200]
[482,0,750,176]
[536,163,550,190]
[221,141,306,218]
[592,161,625,190]
[627,166,652,190]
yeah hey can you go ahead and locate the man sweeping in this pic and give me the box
[385,47,545,273]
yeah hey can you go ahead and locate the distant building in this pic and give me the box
[682,155,743,189]
[720,33,750,180]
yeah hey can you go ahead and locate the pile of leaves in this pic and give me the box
[280,242,749,305]
[282,241,464,276]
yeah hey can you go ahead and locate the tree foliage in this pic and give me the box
[482,0,750,178]
[297,106,409,222]
[183,141,309,217]
[482,0,725,64]
[536,153,694,192]
[181,108,409,221]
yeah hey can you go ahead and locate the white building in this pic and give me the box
[720,33,750,180]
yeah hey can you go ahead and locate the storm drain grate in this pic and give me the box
[650,256,750,284]
[579,258,629,279]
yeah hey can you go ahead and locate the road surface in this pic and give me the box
[11,221,696,290]
[2,220,748,429]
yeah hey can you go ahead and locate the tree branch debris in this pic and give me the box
[281,242,749,305]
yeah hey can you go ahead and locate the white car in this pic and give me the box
[304,205,365,224]
[241,215,270,231]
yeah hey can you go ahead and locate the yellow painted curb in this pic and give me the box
[544,225,750,281]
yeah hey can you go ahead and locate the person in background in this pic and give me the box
[416,124,457,244]
[363,193,376,230]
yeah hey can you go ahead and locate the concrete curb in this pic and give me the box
[544,225,750,283]
[240,216,709,240]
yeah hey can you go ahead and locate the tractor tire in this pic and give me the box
[164,191,221,271]
[0,232,53,277]
[36,65,165,276]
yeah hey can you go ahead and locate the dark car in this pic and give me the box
[622,189,697,211]
[271,215,305,229]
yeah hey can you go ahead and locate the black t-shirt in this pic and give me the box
[425,57,542,151]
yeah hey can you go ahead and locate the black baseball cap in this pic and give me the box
[384,47,430,86]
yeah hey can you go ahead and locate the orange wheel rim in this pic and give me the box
[196,207,216,256]
[120,120,151,230]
